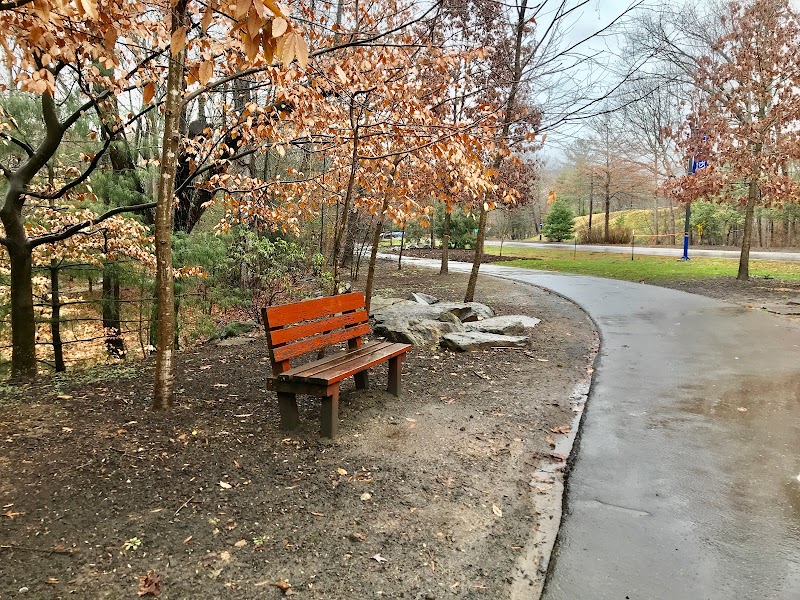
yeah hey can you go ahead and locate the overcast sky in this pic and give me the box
[536,0,646,164]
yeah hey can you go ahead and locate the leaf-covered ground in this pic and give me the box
[0,261,597,599]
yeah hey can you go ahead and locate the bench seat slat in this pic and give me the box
[266,292,364,328]
[272,322,372,363]
[269,309,367,346]
[286,341,396,378]
[278,341,395,378]
[275,340,410,385]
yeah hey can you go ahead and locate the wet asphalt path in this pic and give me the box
[385,256,800,599]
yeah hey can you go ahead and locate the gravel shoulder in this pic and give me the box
[0,260,597,599]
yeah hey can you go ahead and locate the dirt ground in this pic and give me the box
[0,261,597,599]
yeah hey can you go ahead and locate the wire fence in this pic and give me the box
[0,261,218,374]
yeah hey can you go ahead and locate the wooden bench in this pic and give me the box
[261,292,411,438]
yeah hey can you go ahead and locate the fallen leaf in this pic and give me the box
[551,425,571,434]
[46,577,59,585]
[183,535,192,544]
[3,510,24,519]
[200,365,212,370]
[137,570,161,596]
[219,481,232,489]
[737,407,748,412]
[536,358,549,362]
[545,435,555,447]
[360,492,372,501]
[219,551,231,561]
[213,383,228,388]
[62,427,73,433]
[309,511,325,517]
[336,467,348,476]
[350,532,367,542]
[233,539,248,548]
[492,504,503,517]
[56,394,73,400]
[371,553,388,563]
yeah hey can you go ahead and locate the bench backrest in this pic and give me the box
[262,292,369,375]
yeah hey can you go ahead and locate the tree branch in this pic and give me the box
[0,132,34,156]
[30,202,157,248]
[26,103,159,202]
[0,0,33,9]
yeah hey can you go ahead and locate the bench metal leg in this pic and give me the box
[388,355,404,397]
[277,392,300,430]
[321,387,340,438]
[354,370,369,390]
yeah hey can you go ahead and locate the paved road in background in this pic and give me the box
[385,255,800,599]
[486,240,800,261]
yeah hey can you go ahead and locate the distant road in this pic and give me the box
[485,240,800,262]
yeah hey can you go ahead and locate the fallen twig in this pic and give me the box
[175,495,195,516]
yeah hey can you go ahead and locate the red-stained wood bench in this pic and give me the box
[261,292,411,438]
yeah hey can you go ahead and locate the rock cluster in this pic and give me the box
[370,292,540,351]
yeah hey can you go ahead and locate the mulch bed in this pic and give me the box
[0,261,597,599]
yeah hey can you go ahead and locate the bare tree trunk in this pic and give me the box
[669,198,677,244]
[398,222,406,270]
[737,178,758,280]
[153,0,188,409]
[340,207,359,269]
[440,210,451,275]
[604,177,611,243]
[8,244,36,378]
[429,207,435,248]
[464,205,487,302]
[364,161,399,314]
[102,265,126,359]
[331,106,362,292]
[588,174,594,233]
[757,212,763,247]
[653,197,659,244]
[49,260,65,372]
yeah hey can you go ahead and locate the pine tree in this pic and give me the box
[543,201,575,242]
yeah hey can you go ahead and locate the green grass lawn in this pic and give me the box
[501,248,800,283]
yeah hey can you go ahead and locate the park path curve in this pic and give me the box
[486,239,800,261]
[386,256,800,599]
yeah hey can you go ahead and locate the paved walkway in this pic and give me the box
[486,240,800,261]
[387,256,800,599]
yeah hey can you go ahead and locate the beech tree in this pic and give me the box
[0,0,168,378]
[668,0,800,279]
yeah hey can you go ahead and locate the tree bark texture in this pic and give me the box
[737,177,758,280]
[49,260,65,372]
[464,205,487,303]
[440,210,450,275]
[153,0,188,409]
[364,161,399,313]
[102,265,125,359]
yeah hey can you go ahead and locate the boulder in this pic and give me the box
[369,297,417,315]
[465,315,541,336]
[371,301,494,346]
[411,292,439,305]
[440,331,528,352]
